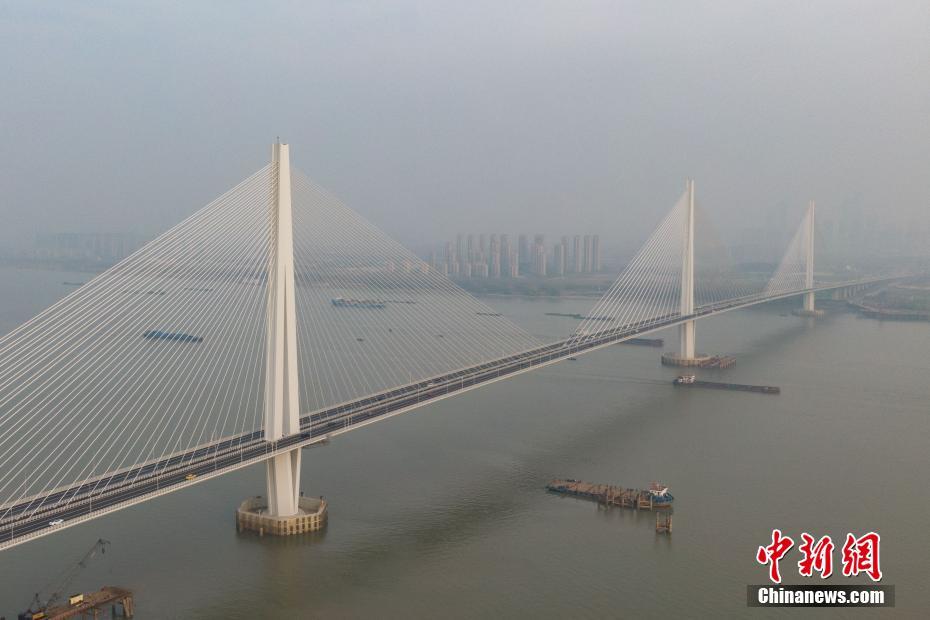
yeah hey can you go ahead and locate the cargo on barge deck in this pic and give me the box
[546,479,673,511]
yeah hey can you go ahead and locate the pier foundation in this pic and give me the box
[793,292,824,317]
[660,352,713,367]
[236,495,327,536]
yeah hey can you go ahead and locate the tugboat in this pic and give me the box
[674,374,696,384]
[647,481,674,505]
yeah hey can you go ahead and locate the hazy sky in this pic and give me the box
[1,1,927,254]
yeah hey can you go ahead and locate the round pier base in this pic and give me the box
[236,496,327,536]
[792,309,825,317]
[661,352,712,367]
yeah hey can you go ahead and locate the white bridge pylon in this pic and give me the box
[678,179,696,360]
[803,201,816,313]
[765,200,820,315]
[263,142,302,516]
[571,181,825,357]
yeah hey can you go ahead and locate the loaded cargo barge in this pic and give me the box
[546,479,673,511]
[673,375,779,394]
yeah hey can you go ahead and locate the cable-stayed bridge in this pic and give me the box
[0,144,897,550]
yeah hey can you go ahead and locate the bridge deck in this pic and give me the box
[0,278,891,549]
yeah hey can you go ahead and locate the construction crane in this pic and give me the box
[19,538,111,620]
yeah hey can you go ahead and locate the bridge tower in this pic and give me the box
[263,141,302,516]
[803,200,816,312]
[662,179,710,366]
[795,200,824,317]
[237,142,327,535]
[679,178,696,359]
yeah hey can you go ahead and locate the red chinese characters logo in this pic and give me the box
[841,532,882,582]
[756,529,794,584]
[797,533,834,579]
[757,530,882,583]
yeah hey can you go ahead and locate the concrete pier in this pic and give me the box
[236,495,327,536]
[661,352,713,367]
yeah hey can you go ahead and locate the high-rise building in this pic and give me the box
[592,234,601,272]
[489,234,501,278]
[518,235,529,271]
[509,249,520,277]
[572,235,582,273]
[553,242,566,276]
[501,234,512,277]
[533,234,547,276]
[444,241,454,273]
[583,235,592,273]
[456,234,465,267]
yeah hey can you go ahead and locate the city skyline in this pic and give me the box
[427,231,602,279]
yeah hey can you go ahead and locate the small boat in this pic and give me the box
[647,481,674,505]
[143,330,203,343]
[674,374,696,384]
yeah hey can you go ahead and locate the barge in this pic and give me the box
[673,375,779,394]
[331,297,387,309]
[546,479,674,510]
[143,330,203,343]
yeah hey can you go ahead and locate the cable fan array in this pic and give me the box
[569,189,806,346]
[0,164,544,521]
[765,206,815,295]
[692,203,766,306]
[570,190,689,343]
[290,171,542,414]
[0,166,276,519]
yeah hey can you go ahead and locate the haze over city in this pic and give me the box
[1,1,928,259]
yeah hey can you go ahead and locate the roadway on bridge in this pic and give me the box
[0,279,891,548]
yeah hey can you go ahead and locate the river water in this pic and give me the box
[0,266,928,618]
